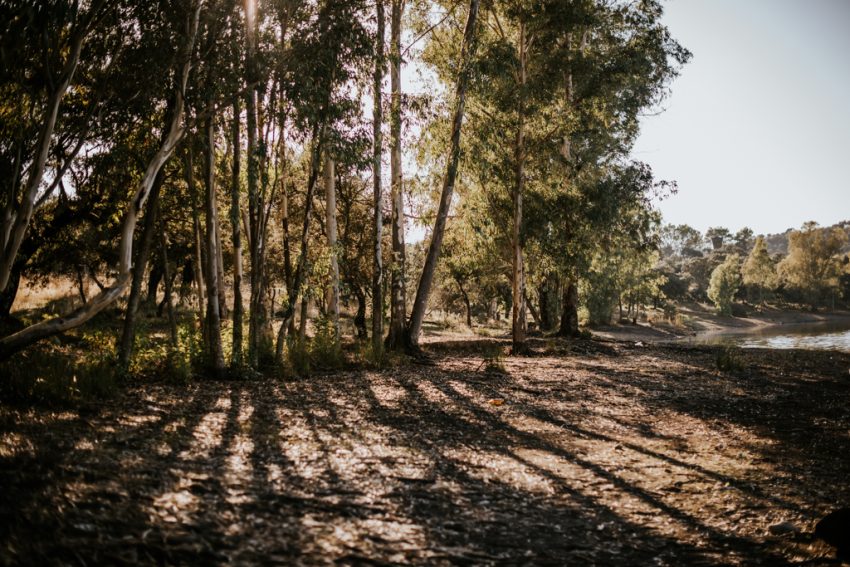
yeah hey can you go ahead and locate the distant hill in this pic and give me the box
[762,221,850,257]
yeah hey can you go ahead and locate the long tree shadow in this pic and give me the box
[3,340,846,564]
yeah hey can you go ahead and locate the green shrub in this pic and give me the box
[285,335,311,377]
[310,316,343,370]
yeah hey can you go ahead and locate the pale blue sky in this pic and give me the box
[633,0,850,236]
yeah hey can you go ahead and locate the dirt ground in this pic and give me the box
[2,337,849,565]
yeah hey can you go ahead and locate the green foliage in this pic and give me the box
[0,344,118,405]
[357,339,388,369]
[778,222,848,306]
[285,335,311,378]
[708,254,742,316]
[742,236,777,303]
[310,316,343,370]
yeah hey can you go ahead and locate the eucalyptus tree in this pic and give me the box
[0,1,204,361]
[0,0,109,295]
[406,0,481,351]
[273,0,373,363]
[386,0,407,350]
[372,0,386,357]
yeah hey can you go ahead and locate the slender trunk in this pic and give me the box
[558,279,579,337]
[230,98,244,367]
[117,173,164,372]
[214,199,227,318]
[160,223,178,348]
[188,148,207,343]
[0,265,21,319]
[203,113,225,376]
[372,0,386,357]
[526,291,540,329]
[511,21,528,354]
[273,125,327,361]
[281,178,295,336]
[354,286,367,339]
[406,0,480,349]
[456,279,472,328]
[0,1,199,360]
[299,295,308,342]
[245,20,263,366]
[386,0,407,350]
[324,153,340,337]
[75,266,87,305]
[146,263,163,305]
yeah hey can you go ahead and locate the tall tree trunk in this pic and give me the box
[0,1,199,360]
[188,148,207,344]
[324,153,340,337]
[281,174,295,336]
[230,98,244,367]
[214,199,227,318]
[299,295,308,342]
[371,0,386,357]
[455,278,472,328]
[245,11,265,367]
[558,279,579,337]
[510,20,528,354]
[117,172,164,373]
[160,223,178,348]
[146,263,163,305]
[406,0,480,350]
[386,0,407,350]
[203,113,225,376]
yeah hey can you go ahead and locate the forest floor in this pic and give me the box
[2,335,850,565]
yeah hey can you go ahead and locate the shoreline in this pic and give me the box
[590,303,850,344]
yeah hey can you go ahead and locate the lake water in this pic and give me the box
[683,321,850,353]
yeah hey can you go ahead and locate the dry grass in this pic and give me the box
[11,276,102,315]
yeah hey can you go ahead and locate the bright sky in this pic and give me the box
[633,0,850,236]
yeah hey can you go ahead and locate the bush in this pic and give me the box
[0,345,118,405]
[708,254,742,315]
[310,316,343,370]
[285,335,310,377]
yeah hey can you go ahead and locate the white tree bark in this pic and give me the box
[324,153,340,337]
[0,3,201,361]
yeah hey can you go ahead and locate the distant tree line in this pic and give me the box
[655,221,850,316]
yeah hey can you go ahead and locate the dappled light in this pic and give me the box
[2,0,849,563]
[2,340,848,563]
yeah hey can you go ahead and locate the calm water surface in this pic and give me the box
[685,321,850,353]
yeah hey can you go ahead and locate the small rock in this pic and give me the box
[768,521,800,536]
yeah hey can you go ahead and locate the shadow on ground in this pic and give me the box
[2,338,848,565]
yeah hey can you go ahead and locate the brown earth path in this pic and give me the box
[2,338,849,565]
